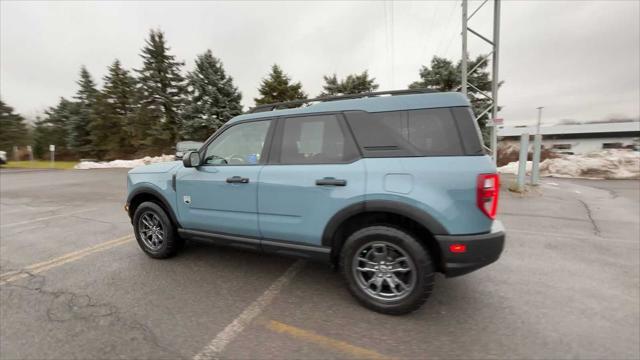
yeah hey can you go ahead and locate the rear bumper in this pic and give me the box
[435,220,505,277]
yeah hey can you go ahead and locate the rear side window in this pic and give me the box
[278,114,358,164]
[346,108,465,157]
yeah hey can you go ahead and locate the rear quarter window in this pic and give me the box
[345,108,470,157]
[450,107,484,155]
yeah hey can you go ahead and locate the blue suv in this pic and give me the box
[126,90,505,315]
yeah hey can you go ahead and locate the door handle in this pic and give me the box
[226,176,249,184]
[316,178,347,186]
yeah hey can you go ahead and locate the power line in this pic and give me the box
[383,1,390,83]
[390,0,395,88]
[443,1,461,58]
[419,3,441,62]
[383,0,396,88]
[434,1,459,58]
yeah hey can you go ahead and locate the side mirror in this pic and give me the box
[183,151,201,168]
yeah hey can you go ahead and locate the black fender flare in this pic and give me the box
[127,187,180,227]
[321,200,449,248]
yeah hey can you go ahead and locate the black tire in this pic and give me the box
[340,225,435,315]
[133,201,182,259]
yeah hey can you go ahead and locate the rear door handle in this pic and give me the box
[316,178,347,186]
[226,176,249,184]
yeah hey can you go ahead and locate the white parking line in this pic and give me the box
[0,208,97,228]
[193,260,305,360]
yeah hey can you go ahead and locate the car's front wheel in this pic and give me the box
[133,201,182,259]
[340,225,435,315]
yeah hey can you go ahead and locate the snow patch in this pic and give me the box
[496,160,532,175]
[74,155,176,169]
[498,149,639,180]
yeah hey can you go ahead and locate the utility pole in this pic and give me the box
[535,106,544,134]
[531,106,544,185]
[490,0,501,165]
[461,0,468,96]
[461,0,501,165]
[49,144,55,168]
[516,133,529,192]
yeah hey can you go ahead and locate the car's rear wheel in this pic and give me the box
[133,201,182,259]
[340,225,435,315]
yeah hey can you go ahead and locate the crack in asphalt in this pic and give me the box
[500,212,590,223]
[1,222,50,236]
[2,271,186,359]
[578,199,601,237]
[602,188,619,199]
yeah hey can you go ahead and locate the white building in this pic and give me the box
[498,122,640,154]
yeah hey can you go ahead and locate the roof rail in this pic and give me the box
[247,88,439,113]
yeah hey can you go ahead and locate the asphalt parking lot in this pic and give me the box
[1,168,638,360]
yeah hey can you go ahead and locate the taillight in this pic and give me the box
[477,173,499,219]
[449,244,467,253]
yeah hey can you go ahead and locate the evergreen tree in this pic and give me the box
[182,50,243,141]
[33,98,78,159]
[0,99,29,157]
[409,55,495,141]
[67,66,99,157]
[254,64,306,106]
[91,59,140,159]
[320,71,379,96]
[136,29,186,149]
[409,56,459,91]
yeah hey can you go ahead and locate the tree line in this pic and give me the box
[0,29,493,161]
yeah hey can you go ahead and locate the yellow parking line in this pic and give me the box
[0,234,134,285]
[266,320,395,360]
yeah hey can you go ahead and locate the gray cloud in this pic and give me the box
[1,0,638,126]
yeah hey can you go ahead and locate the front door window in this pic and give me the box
[204,120,271,165]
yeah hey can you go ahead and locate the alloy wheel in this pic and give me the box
[138,211,164,251]
[352,241,417,301]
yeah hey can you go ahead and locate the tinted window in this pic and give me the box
[203,120,271,165]
[346,108,465,157]
[602,143,623,149]
[553,144,572,150]
[450,107,484,154]
[279,115,357,164]
[406,108,464,155]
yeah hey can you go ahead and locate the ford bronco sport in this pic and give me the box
[126,90,505,315]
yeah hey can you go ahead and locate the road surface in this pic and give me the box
[1,169,638,359]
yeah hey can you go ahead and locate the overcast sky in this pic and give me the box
[1,0,639,126]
